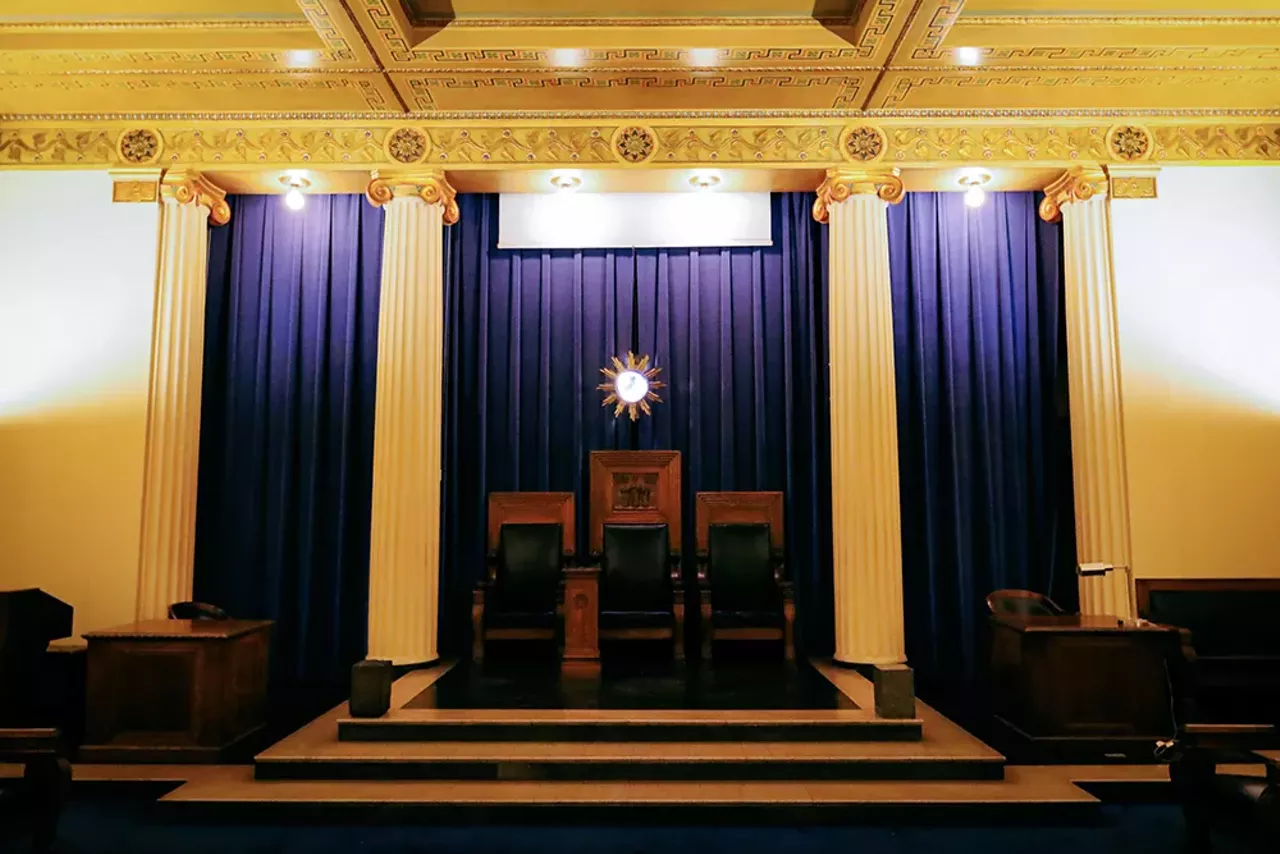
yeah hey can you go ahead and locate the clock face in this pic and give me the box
[615,370,650,404]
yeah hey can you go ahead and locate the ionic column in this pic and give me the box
[135,171,231,620]
[364,172,458,665]
[1041,167,1135,620]
[814,169,908,669]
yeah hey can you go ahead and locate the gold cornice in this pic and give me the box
[959,16,1280,28]
[1039,166,1108,223]
[366,170,459,225]
[813,167,904,222]
[109,167,162,203]
[160,169,230,225]
[0,120,1276,170]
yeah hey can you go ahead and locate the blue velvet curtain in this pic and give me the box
[442,193,832,652]
[195,194,384,691]
[887,192,1076,686]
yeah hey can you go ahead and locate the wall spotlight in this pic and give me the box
[279,174,311,211]
[689,171,722,190]
[550,172,583,191]
[958,171,991,208]
[955,46,983,67]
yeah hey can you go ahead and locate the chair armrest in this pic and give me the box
[562,549,576,568]
[669,552,683,590]
[695,550,710,588]
[472,584,486,607]
[484,550,499,585]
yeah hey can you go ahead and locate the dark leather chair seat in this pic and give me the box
[599,610,673,630]
[713,610,784,629]
[484,610,560,630]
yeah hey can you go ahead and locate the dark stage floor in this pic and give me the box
[406,657,857,711]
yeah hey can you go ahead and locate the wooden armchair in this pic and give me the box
[695,492,794,661]
[595,523,684,661]
[472,492,574,661]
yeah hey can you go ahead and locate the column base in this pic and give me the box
[873,663,916,719]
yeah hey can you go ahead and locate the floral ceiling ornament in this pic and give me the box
[385,127,429,164]
[1108,125,1152,161]
[117,128,161,164]
[613,125,657,164]
[842,125,886,162]
[598,352,665,421]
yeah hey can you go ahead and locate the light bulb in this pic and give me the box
[955,46,982,67]
[964,186,986,208]
[284,187,305,211]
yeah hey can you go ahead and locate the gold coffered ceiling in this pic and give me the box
[0,0,1277,117]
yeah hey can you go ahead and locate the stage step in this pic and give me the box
[255,739,1003,782]
[337,709,922,743]
[162,765,1098,823]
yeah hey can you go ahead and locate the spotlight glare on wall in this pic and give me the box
[964,186,986,208]
[955,46,983,67]
[688,48,721,68]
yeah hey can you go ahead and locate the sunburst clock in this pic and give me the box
[598,352,665,421]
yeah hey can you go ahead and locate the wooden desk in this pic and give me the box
[990,614,1184,757]
[562,568,600,669]
[82,619,271,763]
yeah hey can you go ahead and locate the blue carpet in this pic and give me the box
[6,798,1261,854]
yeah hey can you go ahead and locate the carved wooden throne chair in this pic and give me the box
[472,492,574,661]
[589,452,684,661]
[695,492,794,661]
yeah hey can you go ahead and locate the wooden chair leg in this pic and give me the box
[783,598,796,662]
[700,600,713,660]
[673,601,685,662]
[471,593,485,663]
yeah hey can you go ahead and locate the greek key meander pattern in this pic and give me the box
[1,123,1275,167]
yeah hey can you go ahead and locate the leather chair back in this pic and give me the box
[494,523,563,612]
[708,523,778,613]
[168,601,229,620]
[601,523,670,612]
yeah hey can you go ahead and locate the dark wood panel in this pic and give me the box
[694,491,784,552]
[1135,578,1280,615]
[487,492,576,555]
[589,451,682,554]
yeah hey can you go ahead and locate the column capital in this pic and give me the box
[812,167,904,224]
[1105,164,1161,201]
[160,169,230,226]
[1039,166,1108,223]
[366,170,459,225]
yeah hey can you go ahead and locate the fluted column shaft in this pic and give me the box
[135,171,230,620]
[1042,168,1135,620]
[365,173,458,665]
[815,169,907,666]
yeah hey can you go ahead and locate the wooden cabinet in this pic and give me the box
[82,619,271,762]
[990,614,1183,757]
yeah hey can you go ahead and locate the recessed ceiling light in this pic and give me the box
[689,171,721,190]
[955,46,982,67]
[688,48,721,68]
[285,50,320,69]
[550,172,583,191]
[548,48,586,68]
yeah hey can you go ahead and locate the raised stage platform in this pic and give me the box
[146,657,1121,821]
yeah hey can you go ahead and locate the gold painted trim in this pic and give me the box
[1107,166,1160,200]
[813,167,904,223]
[0,19,312,32]
[1039,167,1109,223]
[366,170,459,224]
[109,168,161,204]
[1,121,1276,170]
[959,15,1280,27]
[161,169,230,226]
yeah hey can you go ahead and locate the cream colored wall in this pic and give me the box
[1110,166,1280,580]
[0,171,159,635]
